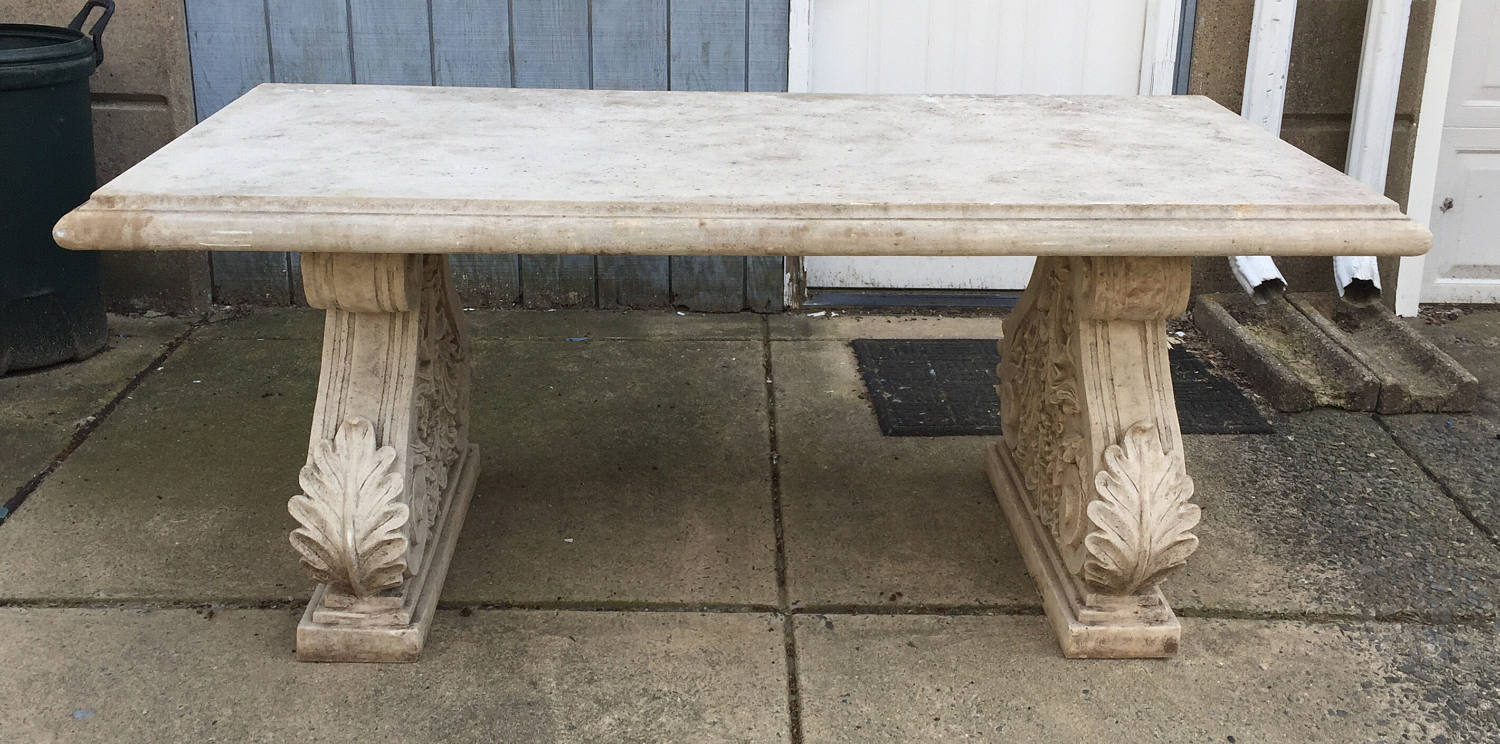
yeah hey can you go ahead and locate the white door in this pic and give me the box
[795,0,1181,291]
[1423,0,1500,303]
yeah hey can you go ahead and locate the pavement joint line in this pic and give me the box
[0,598,1488,630]
[1174,605,1499,630]
[762,314,805,744]
[1372,413,1500,554]
[0,318,208,527]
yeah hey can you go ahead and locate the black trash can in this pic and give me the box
[0,1,113,375]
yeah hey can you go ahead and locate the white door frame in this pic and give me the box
[1394,0,1465,316]
[782,0,1185,305]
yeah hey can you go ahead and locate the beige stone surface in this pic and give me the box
[0,607,790,743]
[4,308,1499,737]
[1185,0,1436,299]
[56,86,1427,258]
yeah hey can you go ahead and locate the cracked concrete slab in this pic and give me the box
[1385,310,1500,537]
[773,340,1034,609]
[445,338,778,606]
[1411,310,1500,416]
[198,307,323,340]
[1174,410,1500,622]
[794,613,1500,743]
[0,315,188,500]
[466,309,764,341]
[1381,413,1500,541]
[0,337,321,601]
[770,337,1499,621]
[0,330,777,607]
[0,607,789,743]
[201,307,768,342]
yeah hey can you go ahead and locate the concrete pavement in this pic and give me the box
[1,307,1496,742]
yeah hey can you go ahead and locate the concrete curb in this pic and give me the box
[1190,293,1380,411]
[1288,293,1478,413]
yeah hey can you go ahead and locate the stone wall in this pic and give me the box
[1188,0,1435,302]
[1,0,210,313]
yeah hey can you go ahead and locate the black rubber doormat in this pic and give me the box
[851,338,1272,436]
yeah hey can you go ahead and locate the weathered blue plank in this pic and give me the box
[213,252,291,306]
[592,0,671,307]
[450,254,521,307]
[591,0,668,89]
[432,0,512,86]
[669,0,746,91]
[746,257,784,311]
[185,0,289,304]
[268,0,352,84]
[267,0,350,303]
[512,0,594,306]
[511,0,590,88]
[349,0,432,85]
[746,0,789,309]
[669,0,748,311]
[597,257,670,309]
[747,0,789,92]
[288,252,307,305]
[520,256,596,309]
[185,0,272,120]
[432,0,518,303]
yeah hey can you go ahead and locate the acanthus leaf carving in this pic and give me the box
[1083,421,1200,594]
[998,258,1089,559]
[288,416,410,597]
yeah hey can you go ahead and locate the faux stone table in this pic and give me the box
[54,85,1429,661]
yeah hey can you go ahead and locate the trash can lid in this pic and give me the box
[0,24,96,91]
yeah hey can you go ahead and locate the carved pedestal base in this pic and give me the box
[297,443,479,662]
[989,256,1198,659]
[289,254,475,662]
[985,443,1179,658]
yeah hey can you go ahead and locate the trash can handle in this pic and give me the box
[67,0,114,67]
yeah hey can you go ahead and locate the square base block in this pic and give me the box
[984,442,1180,659]
[296,444,481,662]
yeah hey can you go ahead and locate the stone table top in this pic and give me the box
[55,84,1429,257]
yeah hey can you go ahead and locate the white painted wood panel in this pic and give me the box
[801,0,1168,291]
[1423,0,1500,304]
[1396,0,1462,315]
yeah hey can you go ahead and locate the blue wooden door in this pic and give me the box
[184,0,789,311]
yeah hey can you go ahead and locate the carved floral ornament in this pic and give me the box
[288,416,410,598]
[1084,422,1200,595]
[999,257,1201,597]
[407,256,470,578]
[287,256,471,600]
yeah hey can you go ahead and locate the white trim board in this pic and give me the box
[1396,0,1463,316]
